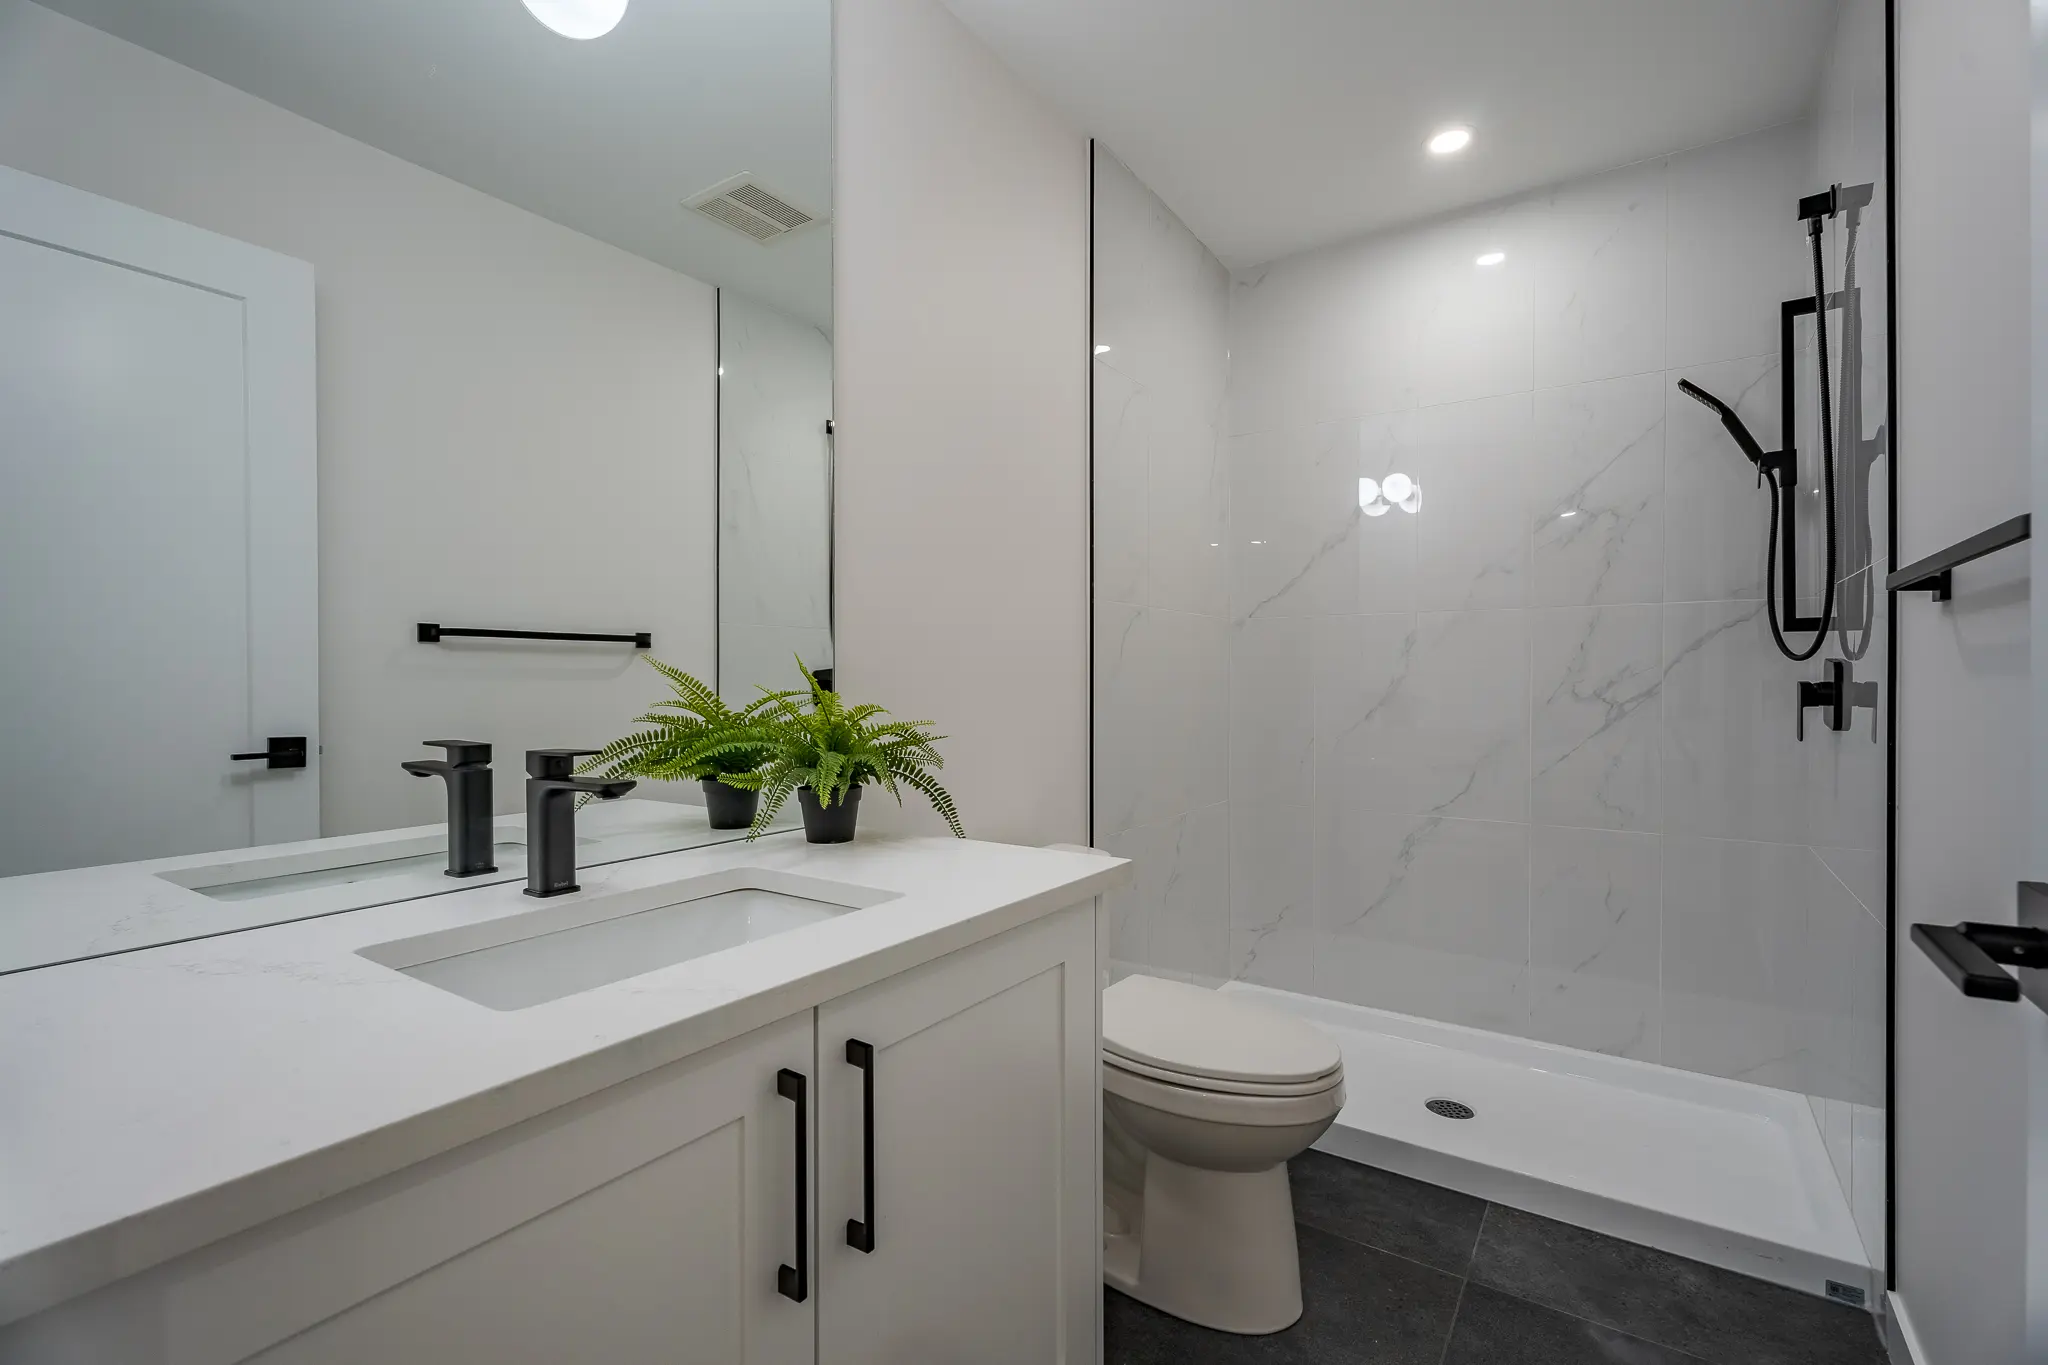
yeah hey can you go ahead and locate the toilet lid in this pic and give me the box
[1102,976,1342,1085]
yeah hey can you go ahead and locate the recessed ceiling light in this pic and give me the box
[1094,344,1111,355]
[522,0,628,40]
[1476,251,1506,267]
[1427,126,1473,156]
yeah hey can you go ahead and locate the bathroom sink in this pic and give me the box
[155,830,586,901]
[358,868,901,1010]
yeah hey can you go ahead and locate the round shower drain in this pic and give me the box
[1424,1098,1475,1120]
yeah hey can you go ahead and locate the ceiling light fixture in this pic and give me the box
[1475,251,1506,267]
[1094,344,1111,355]
[521,0,628,40]
[1427,126,1473,156]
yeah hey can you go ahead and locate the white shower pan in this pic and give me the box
[1220,982,1874,1304]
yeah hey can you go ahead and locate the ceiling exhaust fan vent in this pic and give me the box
[685,174,824,244]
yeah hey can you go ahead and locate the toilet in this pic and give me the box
[1100,974,1346,1335]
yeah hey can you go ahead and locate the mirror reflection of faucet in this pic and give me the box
[400,741,498,877]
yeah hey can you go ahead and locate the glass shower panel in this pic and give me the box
[1089,0,1890,1276]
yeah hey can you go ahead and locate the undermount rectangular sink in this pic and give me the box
[358,869,901,1010]
[155,830,584,901]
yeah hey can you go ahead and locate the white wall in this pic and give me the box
[0,1,718,836]
[834,0,1089,846]
[718,290,834,703]
[1090,147,1233,974]
[1892,0,2041,1358]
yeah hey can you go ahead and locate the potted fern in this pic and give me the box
[578,658,786,829]
[747,664,965,843]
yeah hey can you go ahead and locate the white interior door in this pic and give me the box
[0,165,316,876]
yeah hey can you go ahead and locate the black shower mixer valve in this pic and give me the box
[1797,657,1879,742]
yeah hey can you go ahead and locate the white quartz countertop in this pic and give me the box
[0,834,1126,1325]
[0,797,797,976]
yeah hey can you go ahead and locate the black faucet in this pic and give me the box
[524,749,635,897]
[401,740,498,877]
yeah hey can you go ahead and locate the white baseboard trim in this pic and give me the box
[1885,1291,1928,1365]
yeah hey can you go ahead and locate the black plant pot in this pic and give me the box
[701,779,759,831]
[797,785,862,843]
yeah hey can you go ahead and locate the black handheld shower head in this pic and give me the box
[1676,378,1771,471]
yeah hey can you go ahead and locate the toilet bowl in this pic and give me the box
[1101,975,1345,1335]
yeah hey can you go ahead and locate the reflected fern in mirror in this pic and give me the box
[744,662,964,840]
[578,657,789,789]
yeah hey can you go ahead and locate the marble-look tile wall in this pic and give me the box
[718,291,834,702]
[1220,123,1887,1137]
[1091,150,1234,980]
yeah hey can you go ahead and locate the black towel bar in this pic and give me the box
[1885,514,2030,600]
[416,623,651,648]
[1910,883,2048,1014]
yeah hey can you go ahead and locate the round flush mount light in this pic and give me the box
[521,0,628,40]
[1427,126,1473,156]
[1475,250,1506,267]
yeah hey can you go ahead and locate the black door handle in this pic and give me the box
[845,1039,875,1253]
[229,736,308,770]
[776,1069,808,1302]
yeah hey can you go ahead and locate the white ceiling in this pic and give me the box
[35,0,834,326]
[945,0,1841,269]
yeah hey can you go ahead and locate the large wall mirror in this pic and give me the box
[0,0,832,956]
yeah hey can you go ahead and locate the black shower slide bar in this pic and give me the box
[416,623,653,648]
[1885,514,2030,601]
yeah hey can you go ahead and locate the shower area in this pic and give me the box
[1089,0,1890,1303]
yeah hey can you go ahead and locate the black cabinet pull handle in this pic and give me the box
[845,1039,876,1253]
[776,1069,808,1302]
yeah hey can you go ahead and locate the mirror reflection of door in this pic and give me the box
[0,166,317,876]
[0,0,832,879]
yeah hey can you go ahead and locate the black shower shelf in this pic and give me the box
[416,623,652,648]
[1885,513,2030,600]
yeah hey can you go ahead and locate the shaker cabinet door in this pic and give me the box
[2,1011,821,1365]
[815,902,1100,1365]
[248,1012,817,1365]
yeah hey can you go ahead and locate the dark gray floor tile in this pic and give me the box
[1292,1222,1463,1363]
[1288,1149,1488,1274]
[1104,1222,1462,1365]
[1468,1205,1887,1365]
[1442,1284,1711,1365]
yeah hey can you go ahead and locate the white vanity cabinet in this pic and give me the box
[816,902,1100,1365]
[1,901,1101,1365]
[249,1010,818,1365]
